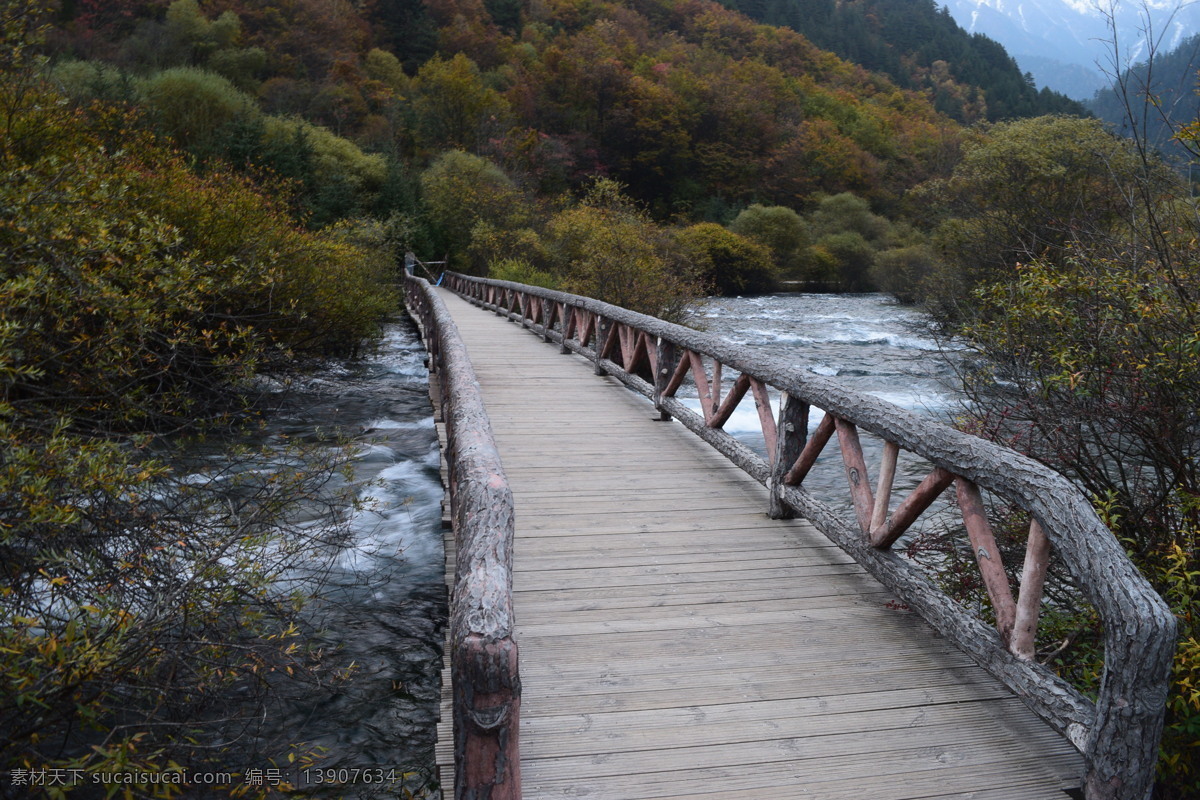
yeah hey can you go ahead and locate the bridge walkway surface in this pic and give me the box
[431,288,1084,799]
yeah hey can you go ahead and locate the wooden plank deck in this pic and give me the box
[431,288,1085,799]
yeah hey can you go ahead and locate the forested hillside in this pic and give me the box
[37,0,987,299]
[50,0,964,218]
[1089,32,1200,170]
[716,0,1085,122]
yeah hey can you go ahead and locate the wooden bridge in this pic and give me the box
[404,275,1175,800]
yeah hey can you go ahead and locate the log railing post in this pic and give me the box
[710,360,723,411]
[871,441,900,533]
[1012,519,1052,661]
[956,478,1017,645]
[770,393,808,519]
[834,418,874,534]
[558,303,571,352]
[454,633,521,799]
[576,310,594,352]
[541,297,554,343]
[750,379,777,456]
[518,292,531,328]
[594,316,612,375]
[869,467,954,549]
[654,338,677,421]
[782,412,835,487]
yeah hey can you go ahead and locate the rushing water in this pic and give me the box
[682,293,962,507]
[697,293,957,414]
[234,321,447,797]
[250,294,959,796]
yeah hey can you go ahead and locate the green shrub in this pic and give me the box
[163,0,242,64]
[546,179,700,320]
[419,150,527,271]
[915,115,1162,318]
[206,46,267,90]
[728,203,810,279]
[1,39,390,796]
[469,222,548,275]
[869,245,938,302]
[815,230,875,291]
[260,115,388,224]
[138,66,261,155]
[364,47,411,94]
[808,191,891,244]
[1154,535,1200,796]
[489,257,560,289]
[50,59,137,103]
[413,53,509,151]
[674,222,777,295]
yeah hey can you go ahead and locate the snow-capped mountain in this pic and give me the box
[941,0,1200,99]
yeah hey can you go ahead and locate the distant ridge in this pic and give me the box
[941,0,1200,100]
[1089,31,1200,166]
[718,0,1085,120]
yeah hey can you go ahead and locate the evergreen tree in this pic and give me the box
[366,0,438,73]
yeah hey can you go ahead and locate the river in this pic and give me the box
[261,292,958,797]
[685,293,961,504]
[240,323,446,797]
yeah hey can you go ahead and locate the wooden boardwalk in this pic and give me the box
[433,288,1084,799]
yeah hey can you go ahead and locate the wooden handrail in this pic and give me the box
[441,272,1176,800]
[404,275,521,800]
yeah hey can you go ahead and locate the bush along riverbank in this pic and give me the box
[1,8,403,795]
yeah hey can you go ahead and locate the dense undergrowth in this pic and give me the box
[1,3,397,794]
[908,114,1200,798]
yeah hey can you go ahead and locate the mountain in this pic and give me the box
[49,0,970,217]
[718,0,1085,121]
[1089,31,1200,165]
[941,0,1200,100]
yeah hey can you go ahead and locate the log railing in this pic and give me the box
[442,272,1176,800]
[404,275,521,800]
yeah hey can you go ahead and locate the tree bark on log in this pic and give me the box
[404,276,522,800]
[1013,520,1052,661]
[770,394,808,520]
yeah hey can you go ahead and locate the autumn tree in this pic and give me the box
[413,52,508,152]
[546,179,701,319]
[917,115,1165,318]
[674,222,777,295]
[419,150,528,271]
